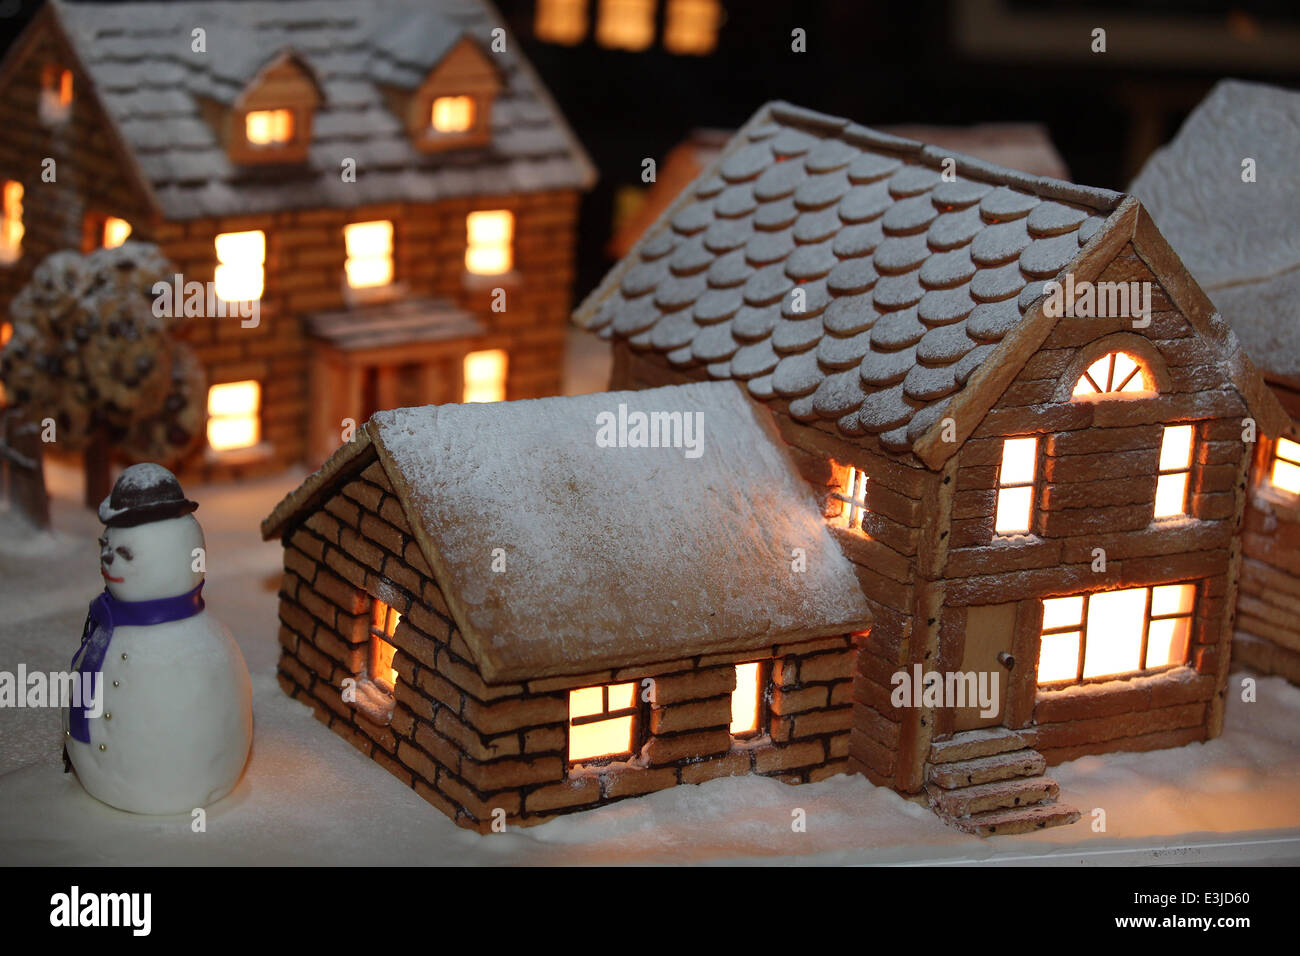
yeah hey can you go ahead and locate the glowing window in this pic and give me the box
[1269,438,1300,496]
[344,220,394,289]
[462,349,508,403]
[245,109,294,146]
[730,662,763,736]
[568,682,638,762]
[664,0,721,54]
[597,0,655,50]
[0,181,23,264]
[39,65,73,122]
[0,322,10,406]
[214,230,266,301]
[1037,584,1195,685]
[206,381,261,451]
[833,465,869,531]
[102,217,132,249]
[431,96,475,133]
[994,437,1038,535]
[368,599,401,692]
[465,210,514,275]
[536,0,589,44]
[1072,351,1150,398]
[1154,424,1194,519]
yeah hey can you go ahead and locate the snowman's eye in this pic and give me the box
[115,546,134,561]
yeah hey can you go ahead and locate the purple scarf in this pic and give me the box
[69,584,205,743]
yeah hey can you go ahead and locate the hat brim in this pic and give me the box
[98,499,200,528]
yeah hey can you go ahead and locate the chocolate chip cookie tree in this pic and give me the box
[0,242,205,508]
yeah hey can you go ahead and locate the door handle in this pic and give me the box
[997,651,1015,670]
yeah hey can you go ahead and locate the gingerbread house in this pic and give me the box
[262,382,876,832]
[1130,79,1300,685]
[0,0,593,481]
[573,102,1289,825]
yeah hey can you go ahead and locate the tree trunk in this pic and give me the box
[2,413,50,529]
[83,428,111,511]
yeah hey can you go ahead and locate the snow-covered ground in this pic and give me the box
[1,461,1298,865]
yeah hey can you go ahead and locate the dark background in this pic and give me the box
[2,0,1298,297]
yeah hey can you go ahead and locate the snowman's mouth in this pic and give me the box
[101,569,124,583]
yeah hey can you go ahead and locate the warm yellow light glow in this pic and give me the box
[465,210,514,275]
[103,216,132,249]
[730,662,761,735]
[368,600,401,689]
[1151,583,1195,618]
[994,437,1037,534]
[344,220,394,289]
[1041,595,1083,630]
[372,636,397,688]
[1073,351,1150,398]
[840,466,868,530]
[245,108,294,146]
[1154,424,1193,518]
[463,349,508,404]
[0,180,23,263]
[597,0,655,50]
[568,682,636,762]
[1270,437,1300,495]
[1036,631,1081,683]
[1145,617,1190,670]
[536,0,588,44]
[1082,587,1147,679]
[206,381,261,451]
[0,322,11,347]
[58,68,73,107]
[431,95,475,133]
[664,0,721,54]
[214,230,266,301]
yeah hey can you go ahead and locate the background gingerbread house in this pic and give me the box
[1130,78,1300,685]
[0,0,593,482]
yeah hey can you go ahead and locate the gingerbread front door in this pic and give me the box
[953,603,1018,731]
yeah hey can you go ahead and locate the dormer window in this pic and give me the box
[225,52,320,165]
[245,109,295,147]
[1071,351,1152,399]
[39,64,73,124]
[395,36,501,153]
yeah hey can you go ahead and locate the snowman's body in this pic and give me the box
[64,611,252,814]
[64,475,253,815]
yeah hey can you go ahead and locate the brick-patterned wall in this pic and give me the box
[274,448,866,831]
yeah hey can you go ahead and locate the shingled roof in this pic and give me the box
[263,382,874,682]
[1130,79,1300,382]
[35,0,594,220]
[575,101,1130,462]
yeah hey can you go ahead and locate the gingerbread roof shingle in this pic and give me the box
[575,102,1129,462]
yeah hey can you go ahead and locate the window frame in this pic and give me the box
[567,681,645,766]
[993,436,1040,536]
[205,380,262,454]
[1036,583,1198,688]
[831,465,869,532]
[366,598,402,695]
[214,229,267,303]
[464,209,515,277]
[0,180,24,265]
[343,219,395,291]
[1153,423,1195,520]
[729,660,770,741]
[1267,436,1300,498]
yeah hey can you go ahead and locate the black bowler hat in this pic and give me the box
[98,463,199,528]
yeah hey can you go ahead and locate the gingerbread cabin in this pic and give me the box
[262,382,877,832]
[1130,79,1300,685]
[573,103,1288,823]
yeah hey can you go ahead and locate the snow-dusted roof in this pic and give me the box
[40,0,594,220]
[264,381,873,682]
[575,101,1126,462]
[1129,79,1300,381]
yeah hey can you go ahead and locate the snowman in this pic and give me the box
[63,463,253,814]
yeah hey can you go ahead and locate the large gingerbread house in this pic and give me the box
[265,101,1288,837]
[1130,79,1300,685]
[0,0,593,480]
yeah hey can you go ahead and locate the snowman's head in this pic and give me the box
[99,514,205,602]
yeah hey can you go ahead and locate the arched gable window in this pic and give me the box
[1071,351,1151,399]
